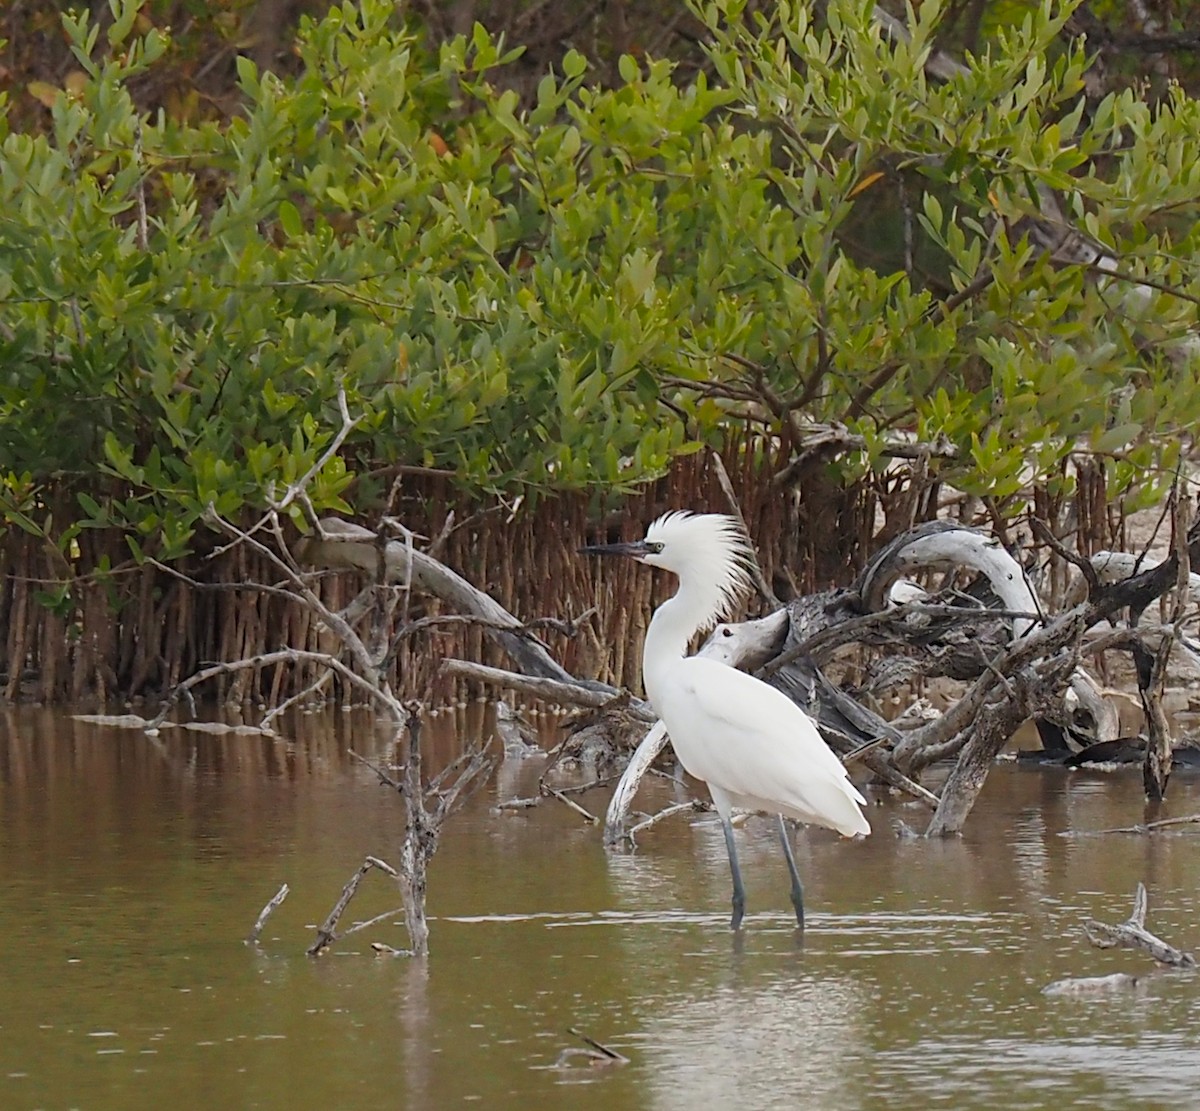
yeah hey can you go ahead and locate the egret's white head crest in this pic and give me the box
[641,511,753,629]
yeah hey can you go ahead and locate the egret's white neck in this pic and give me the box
[641,576,723,708]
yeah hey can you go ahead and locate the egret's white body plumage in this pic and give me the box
[584,510,869,928]
[650,656,869,836]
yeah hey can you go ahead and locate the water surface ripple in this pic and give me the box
[2,706,1199,1110]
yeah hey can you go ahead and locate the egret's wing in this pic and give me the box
[657,657,869,836]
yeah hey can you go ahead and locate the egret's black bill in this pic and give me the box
[578,540,651,558]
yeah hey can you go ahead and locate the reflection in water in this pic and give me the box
[641,975,869,1110]
[3,704,1200,1111]
[398,961,433,1110]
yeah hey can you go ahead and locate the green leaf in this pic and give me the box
[1092,423,1142,455]
[278,201,303,239]
[77,491,107,523]
[617,54,640,84]
[562,50,587,79]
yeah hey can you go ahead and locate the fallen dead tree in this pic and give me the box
[590,517,1158,841]
[339,495,1200,840]
[138,476,1200,859]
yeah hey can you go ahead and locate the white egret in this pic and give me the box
[582,511,870,929]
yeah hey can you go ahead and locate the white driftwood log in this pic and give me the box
[297,517,577,682]
[882,527,1119,749]
[1066,550,1200,602]
[888,529,1041,640]
[602,722,670,847]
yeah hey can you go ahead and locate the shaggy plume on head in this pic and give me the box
[642,511,754,630]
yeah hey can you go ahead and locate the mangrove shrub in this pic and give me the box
[2,0,1199,557]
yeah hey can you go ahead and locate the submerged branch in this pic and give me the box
[349,747,403,791]
[307,855,400,957]
[1067,812,1200,836]
[246,883,290,945]
[1043,972,1142,996]
[555,1028,630,1068]
[541,784,600,824]
[628,800,713,845]
[1083,883,1196,968]
[337,906,406,943]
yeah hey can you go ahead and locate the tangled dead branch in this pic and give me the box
[577,508,1200,842]
[143,410,496,957]
[141,387,1200,868]
[341,498,1200,844]
[351,706,495,955]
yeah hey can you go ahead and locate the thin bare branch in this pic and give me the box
[1065,812,1200,836]
[628,800,712,845]
[541,784,600,824]
[308,855,399,957]
[708,448,782,609]
[259,670,335,732]
[349,748,404,791]
[275,386,359,512]
[439,658,652,718]
[149,648,404,730]
[1029,516,1099,594]
[205,511,383,682]
[144,556,302,602]
[563,1028,629,1065]
[337,907,407,942]
[246,883,290,945]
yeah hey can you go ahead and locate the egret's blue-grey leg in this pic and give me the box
[720,814,746,930]
[777,814,805,929]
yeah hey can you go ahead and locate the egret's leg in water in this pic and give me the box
[720,814,746,930]
[778,814,805,929]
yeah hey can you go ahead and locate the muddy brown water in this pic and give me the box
[3,704,1200,1110]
